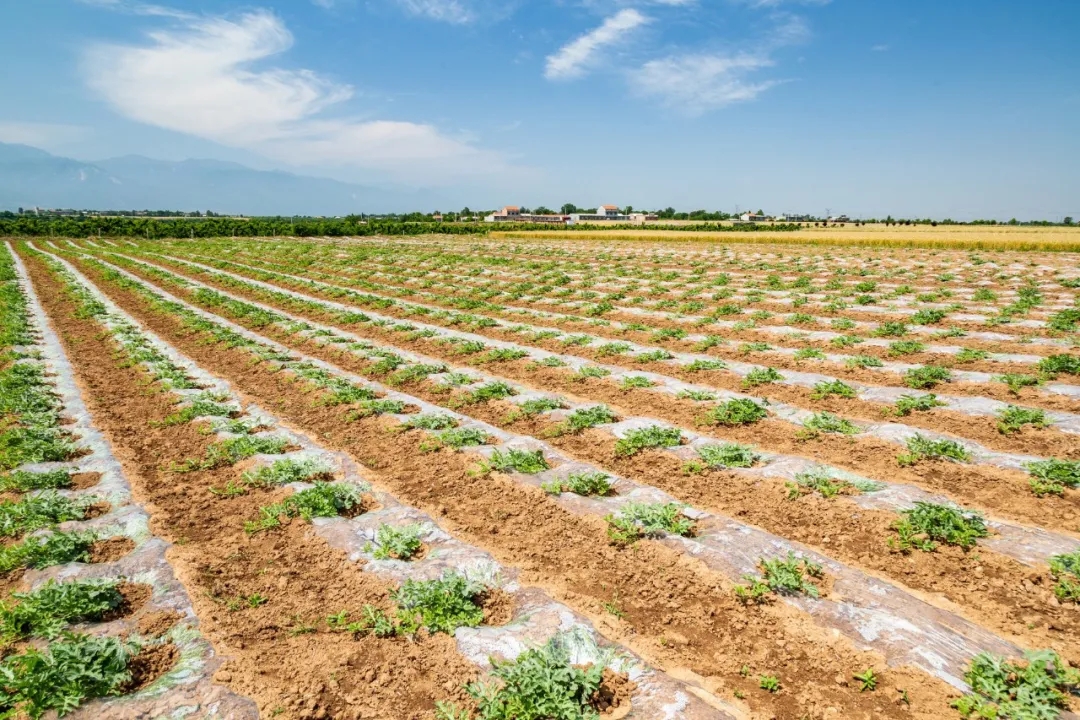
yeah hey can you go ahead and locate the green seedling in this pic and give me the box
[244,482,363,534]
[891,394,946,416]
[707,398,767,426]
[541,471,613,497]
[1025,458,1080,496]
[677,389,717,402]
[619,375,654,390]
[854,668,878,692]
[996,373,1040,395]
[435,427,489,449]
[801,412,859,437]
[240,457,332,488]
[810,380,856,400]
[613,426,682,457]
[845,355,883,369]
[572,366,611,381]
[157,392,234,426]
[996,405,1048,434]
[0,493,96,538]
[369,523,425,561]
[890,501,988,552]
[485,448,549,474]
[953,649,1079,719]
[393,571,487,635]
[954,348,989,363]
[793,348,825,361]
[174,435,291,472]
[1049,550,1080,603]
[403,414,458,431]
[634,349,674,363]
[606,502,694,544]
[758,675,780,693]
[697,443,759,469]
[685,359,726,372]
[519,398,565,416]
[0,470,73,493]
[0,530,98,575]
[1037,354,1080,377]
[897,434,971,466]
[742,367,783,388]
[0,579,125,642]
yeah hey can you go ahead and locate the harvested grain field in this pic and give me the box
[2,234,1078,719]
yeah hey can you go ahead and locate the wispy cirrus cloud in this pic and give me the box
[632,52,782,114]
[81,9,508,183]
[545,9,650,80]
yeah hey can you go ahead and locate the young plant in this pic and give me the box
[996,373,1040,395]
[613,426,682,457]
[606,502,694,544]
[954,348,989,364]
[891,393,946,416]
[619,375,654,390]
[810,380,856,400]
[0,530,99,575]
[903,365,951,389]
[758,675,781,693]
[953,649,1079,719]
[742,367,783,388]
[801,412,859,436]
[392,571,488,635]
[0,579,125,641]
[369,523,426,561]
[736,553,823,600]
[462,632,612,720]
[435,427,489,449]
[790,468,853,499]
[845,355,883,369]
[572,365,611,382]
[1025,458,1080,496]
[1048,550,1080,603]
[0,493,96,538]
[240,457,332,488]
[1037,354,1080,378]
[245,482,363,533]
[890,501,988,552]
[541,471,613,497]
[486,448,549,474]
[685,359,726,372]
[996,405,1048,434]
[707,398,767,426]
[697,443,759,469]
[175,435,291,472]
[403,413,458,431]
[0,469,73,493]
[677,389,717,402]
[897,434,971,465]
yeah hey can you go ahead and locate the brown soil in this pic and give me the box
[59,246,966,718]
[83,500,112,519]
[71,472,103,490]
[592,667,635,717]
[476,588,514,626]
[88,536,136,563]
[103,582,153,621]
[137,610,182,638]
[122,642,180,693]
[115,261,1078,536]
[22,250,483,720]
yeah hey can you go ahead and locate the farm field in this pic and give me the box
[2,233,1079,719]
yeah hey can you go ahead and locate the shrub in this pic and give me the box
[614,426,682,457]
[897,434,971,465]
[891,501,988,552]
[707,398,767,426]
[487,448,549,474]
[953,650,1079,719]
[996,405,1048,434]
[606,502,694,543]
[697,443,759,469]
[541,471,613,497]
[892,394,946,416]
[810,380,856,400]
[742,367,783,388]
[903,365,951,389]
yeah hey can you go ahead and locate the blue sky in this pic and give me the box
[1,0,1078,219]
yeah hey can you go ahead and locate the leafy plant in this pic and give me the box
[606,502,694,544]
[0,531,98,575]
[890,501,988,552]
[677,389,716,402]
[0,493,95,538]
[370,523,425,561]
[542,471,613,497]
[996,405,1048,434]
[903,365,951,389]
[1048,550,1080,603]
[845,355,883,369]
[0,632,138,718]
[952,649,1079,719]
[436,427,489,449]
[996,373,1041,395]
[831,335,863,348]
[891,394,946,416]
[486,448,549,474]
[558,405,617,434]
[519,398,564,416]
[613,426,681,457]
[572,366,611,382]
[1037,354,1080,377]
[240,457,332,487]
[697,443,759,469]
[685,359,726,372]
[707,398,767,426]
[0,579,124,641]
[175,435,291,472]
[790,468,854,499]
[874,321,908,337]
[0,470,73,493]
[888,340,926,356]
[793,347,825,361]
[758,675,780,693]
[404,414,458,431]
[802,412,859,436]
[742,367,783,388]
[635,349,674,363]
[810,380,856,400]
[619,375,654,390]
[955,348,989,364]
[392,571,487,635]
[897,434,971,465]
[244,482,363,533]
[461,381,517,405]
[911,308,947,325]
[1025,458,1080,496]
[463,632,612,720]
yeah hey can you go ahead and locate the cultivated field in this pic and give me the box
[2,232,1079,719]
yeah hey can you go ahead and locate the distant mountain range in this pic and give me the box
[0,143,440,215]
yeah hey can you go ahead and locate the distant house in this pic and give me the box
[739,212,768,222]
[485,205,567,224]
[778,214,812,222]
[570,203,631,223]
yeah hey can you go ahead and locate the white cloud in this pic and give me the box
[393,0,471,23]
[632,52,782,114]
[81,10,506,182]
[545,10,650,80]
[0,122,89,148]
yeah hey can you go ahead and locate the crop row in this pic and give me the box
[1,242,258,719]
[44,243,1080,716]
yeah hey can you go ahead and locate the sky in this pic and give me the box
[0,0,1078,219]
